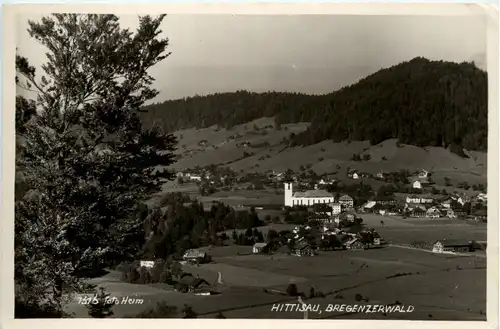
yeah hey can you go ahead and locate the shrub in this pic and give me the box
[132,301,178,318]
[286,283,299,296]
[86,287,115,318]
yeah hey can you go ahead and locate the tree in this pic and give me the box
[15,14,176,315]
[182,304,197,318]
[308,286,316,299]
[86,287,115,318]
[286,283,299,296]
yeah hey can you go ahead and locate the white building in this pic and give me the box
[418,169,429,179]
[406,195,421,204]
[412,180,422,189]
[338,195,354,209]
[329,202,342,215]
[477,193,487,202]
[284,183,335,207]
[352,172,359,180]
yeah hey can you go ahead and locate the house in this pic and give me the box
[432,240,474,254]
[182,249,210,264]
[327,202,342,215]
[406,195,421,204]
[361,201,377,212]
[412,180,422,189]
[425,207,441,219]
[177,275,211,293]
[452,208,467,218]
[477,193,487,202]
[345,238,365,251]
[376,171,385,179]
[284,182,335,207]
[139,260,155,268]
[418,169,429,179]
[253,242,268,254]
[293,242,315,257]
[410,208,426,218]
[441,199,452,209]
[338,195,354,209]
[446,208,457,218]
[189,175,202,181]
[470,209,487,222]
[352,172,360,180]
[339,211,355,223]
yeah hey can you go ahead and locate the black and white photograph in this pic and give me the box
[3,2,499,326]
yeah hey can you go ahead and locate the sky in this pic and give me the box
[17,14,487,102]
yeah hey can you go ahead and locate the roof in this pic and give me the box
[253,242,268,248]
[293,189,333,198]
[363,201,377,209]
[407,195,420,199]
[407,203,426,209]
[339,195,353,201]
[294,241,312,250]
[183,249,207,259]
[179,275,210,288]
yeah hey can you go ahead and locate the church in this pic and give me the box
[284,182,335,207]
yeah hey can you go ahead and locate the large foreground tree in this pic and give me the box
[15,14,176,316]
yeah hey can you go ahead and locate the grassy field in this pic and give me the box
[66,223,486,320]
[79,116,488,320]
[167,117,486,186]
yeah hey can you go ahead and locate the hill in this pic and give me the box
[167,117,487,189]
[140,57,488,153]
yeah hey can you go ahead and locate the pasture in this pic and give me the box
[165,117,486,187]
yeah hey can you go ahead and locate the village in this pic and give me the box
[120,166,488,306]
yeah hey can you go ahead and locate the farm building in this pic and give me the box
[284,182,335,207]
[253,242,269,254]
[182,249,211,264]
[338,195,354,209]
[293,242,316,257]
[346,238,365,251]
[432,240,474,254]
[177,275,211,293]
[412,180,422,189]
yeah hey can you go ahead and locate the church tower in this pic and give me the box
[284,182,293,207]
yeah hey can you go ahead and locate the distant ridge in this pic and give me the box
[140,57,487,154]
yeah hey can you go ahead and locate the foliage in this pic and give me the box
[182,304,197,318]
[141,58,487,152]
[15,13,175,314]
[86,287,115,318]
[286,283,299,296]
[132,301,178,318]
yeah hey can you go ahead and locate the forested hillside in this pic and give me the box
[141,57,488,152]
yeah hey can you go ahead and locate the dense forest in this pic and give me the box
[141,57,488,152]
